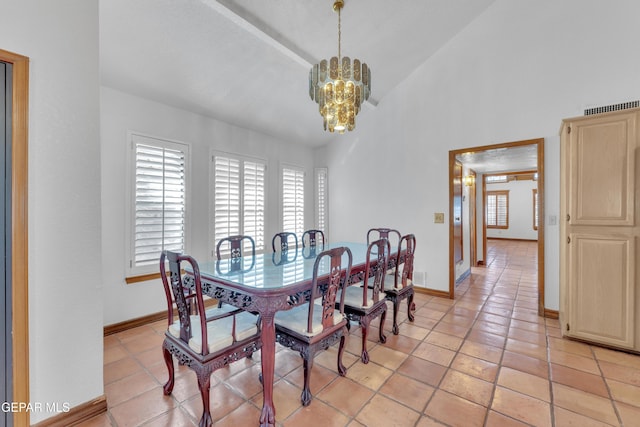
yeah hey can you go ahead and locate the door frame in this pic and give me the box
[0,49,29,427]
[467,169,477,267]
[448,138,546,316]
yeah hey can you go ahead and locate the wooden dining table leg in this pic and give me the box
[259,312,277,427]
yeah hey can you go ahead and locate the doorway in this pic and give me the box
[448,138,546,316]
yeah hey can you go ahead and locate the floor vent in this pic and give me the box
[584,100,639,116]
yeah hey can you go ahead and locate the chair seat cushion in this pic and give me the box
[168,309,259,354]
[275,302,344,337]
[341,284,386,309]
[384,278,413,291]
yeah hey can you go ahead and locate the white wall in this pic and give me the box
[100,87,315,325]
[486,179,538,240]
[316,0,640,311]
[0,0,103,423]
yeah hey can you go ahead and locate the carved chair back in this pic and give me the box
[398,234,416,288]
[308,246,352,333]
[271,232,298,253]
[160,250,207,352]
[391,234,416,289]
[302,229,325,248]
[301,229,325,259]
[360,238,391,306]
[216,235,256,261]
[367,227,401,248]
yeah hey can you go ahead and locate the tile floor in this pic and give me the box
[82,240,640,426]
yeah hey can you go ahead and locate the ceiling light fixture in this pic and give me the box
[309,0,371,133]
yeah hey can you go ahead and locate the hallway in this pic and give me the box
[84,240,640,426]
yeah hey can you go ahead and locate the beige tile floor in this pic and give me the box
[82,240,640,426]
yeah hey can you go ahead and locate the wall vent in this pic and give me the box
[584,100,639,116]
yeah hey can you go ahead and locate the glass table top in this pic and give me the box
[195,242,376,290]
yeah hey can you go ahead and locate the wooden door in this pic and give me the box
[453,160,463,264]
[561,109,640,349]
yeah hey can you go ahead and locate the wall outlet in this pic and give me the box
[434,212,445,223]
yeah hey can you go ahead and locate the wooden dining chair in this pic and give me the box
[271,231,298,253]
[341,238,389,363]
[274,246,352,406]
[385,234,417,335]
[160,250,262,427]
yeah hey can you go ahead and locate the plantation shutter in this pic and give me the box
[243,160,265,252]
[134,141,186,267]
[487,191,509,228]
[213,156,241,255]
[282,167,304,236]
[213,154,266,257]
[315,168,328,238]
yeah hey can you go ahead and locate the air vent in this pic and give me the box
[584,100,639,116]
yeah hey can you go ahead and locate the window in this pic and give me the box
[486,175,507,183]
[213,154,265,256]
[282,166,305,236]
[129,133,188,275]
[315,168,328,238]
[533,189,539,230]
[487,190,509,229]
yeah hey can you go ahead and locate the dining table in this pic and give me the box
[185,241,403,427]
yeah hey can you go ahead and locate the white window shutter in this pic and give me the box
[315,168,328,238]
[213,154,266,257]
[214,156,241,256]
[282,167,304,236]
[243,160,265,252]
[133,141,186,268]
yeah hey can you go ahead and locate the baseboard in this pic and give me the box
[32,396,107,427]
[104,310,166,336]
[104,299,219,336]
[486,237,538,242]
[415,287,450,299]
[455,268,471,284]
[544,308,559,319]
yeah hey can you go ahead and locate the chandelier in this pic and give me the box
[309,0,371,133]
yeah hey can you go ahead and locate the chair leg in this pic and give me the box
[407,291,416,321]
[162,343,174,395]
[379,309,387,344]
[360,318,370,364]
[391,297,401,335]
[301,349,314,406]
[196,367,213,427]
[337,329,347,376]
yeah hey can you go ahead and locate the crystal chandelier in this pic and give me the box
[309,0,371,133]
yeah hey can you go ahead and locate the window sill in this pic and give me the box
[125,272,162,284]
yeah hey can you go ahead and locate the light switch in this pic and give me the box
[434,213,445,223]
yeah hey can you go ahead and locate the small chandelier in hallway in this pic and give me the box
[308,0,371,133]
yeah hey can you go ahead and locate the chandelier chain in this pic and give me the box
[337,7,341,63]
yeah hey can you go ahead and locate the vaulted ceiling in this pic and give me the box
[100,0,497,147]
